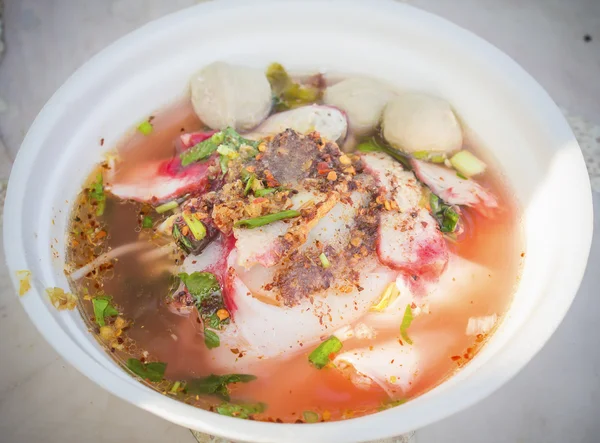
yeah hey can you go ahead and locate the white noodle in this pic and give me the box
[68,242,147,281]
[466,314,498,336]
[138,243,178,263]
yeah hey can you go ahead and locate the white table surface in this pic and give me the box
[0,1,599,442]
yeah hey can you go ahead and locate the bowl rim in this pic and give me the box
[3,0,593,442]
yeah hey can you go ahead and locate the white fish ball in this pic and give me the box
[382,92,463,154]
[190,61,272,131]
[324,78,395,135]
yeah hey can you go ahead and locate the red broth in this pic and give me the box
[66,100,523,423]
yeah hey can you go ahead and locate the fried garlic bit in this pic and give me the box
[16,270,32,296]
[99,316,130,350]
[46,287,77,310]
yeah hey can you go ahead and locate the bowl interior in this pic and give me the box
[3,1,592,442]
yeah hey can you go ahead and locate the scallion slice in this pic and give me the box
[319,253,331,269]
[234,210,301,229]
[156,200,178,214]
[182,213,206,241]
[308,336,343,369]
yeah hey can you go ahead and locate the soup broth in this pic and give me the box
[65,63,522,423]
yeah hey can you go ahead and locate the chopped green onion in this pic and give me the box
[370,282,400,312]
[180,127,259,167]
[456,172,468,180]
[440,206,460,233]
[216,402,266,419]
[429,193,460,233]
[356,139,410,168]
[400,305,414,345]
[204,329,220,349]
[319,253,331,269]
[413,150,446,163]
[217,144,240,159]
[185,373,257,400]
[266,62,322,111]
[170,381,182,394]
[182,213,206,241]
[450,150,487,177]
[356,140,384,153]
[142,216,153,229]
[254,187,287,197]
[219,153,230,173]
[303,411,320,423]
[156,200,178,214]
[244,174,255,196]
[172,224,193,252]
[181,132,224,166]
[412,150,430,160]
[234,210,301,229]
[126,359,166,382]
[308,336,343,369]
[137,121,153,135]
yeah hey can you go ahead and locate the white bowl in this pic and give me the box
[3,1,593,442]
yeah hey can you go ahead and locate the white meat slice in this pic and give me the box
[362,254,494,330]
[411,159,498,214]
[334,339,420,396]
[377,208,448,277]
[245,105,348,143]
[225,251,397,359]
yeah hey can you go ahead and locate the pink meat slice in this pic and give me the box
[361,152,449,278]
[377,208,448,278]
[108,155,215,203]
[411,159,498,214]
[179,130,218,149]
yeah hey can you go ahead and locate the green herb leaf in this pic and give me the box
[266,63,322,111]
[137,121,153,135]
[142,216,153,229]
[156,200,179,214]
[308,336,343,369]
[204,329,220,349]
[185,373,257,400]
[92,296,119,327]
[182,213,206,241]
[179,272,221,298]
[126,359,167,382]
[216,402,266,419]
[429,193,460,233]
[319,253,331,269]
[179,272,228,328]
[234,210,301,229]
[207,314,222,330]
[400,305,414,345]
[303,411,320,423]
[88,173,106,216]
